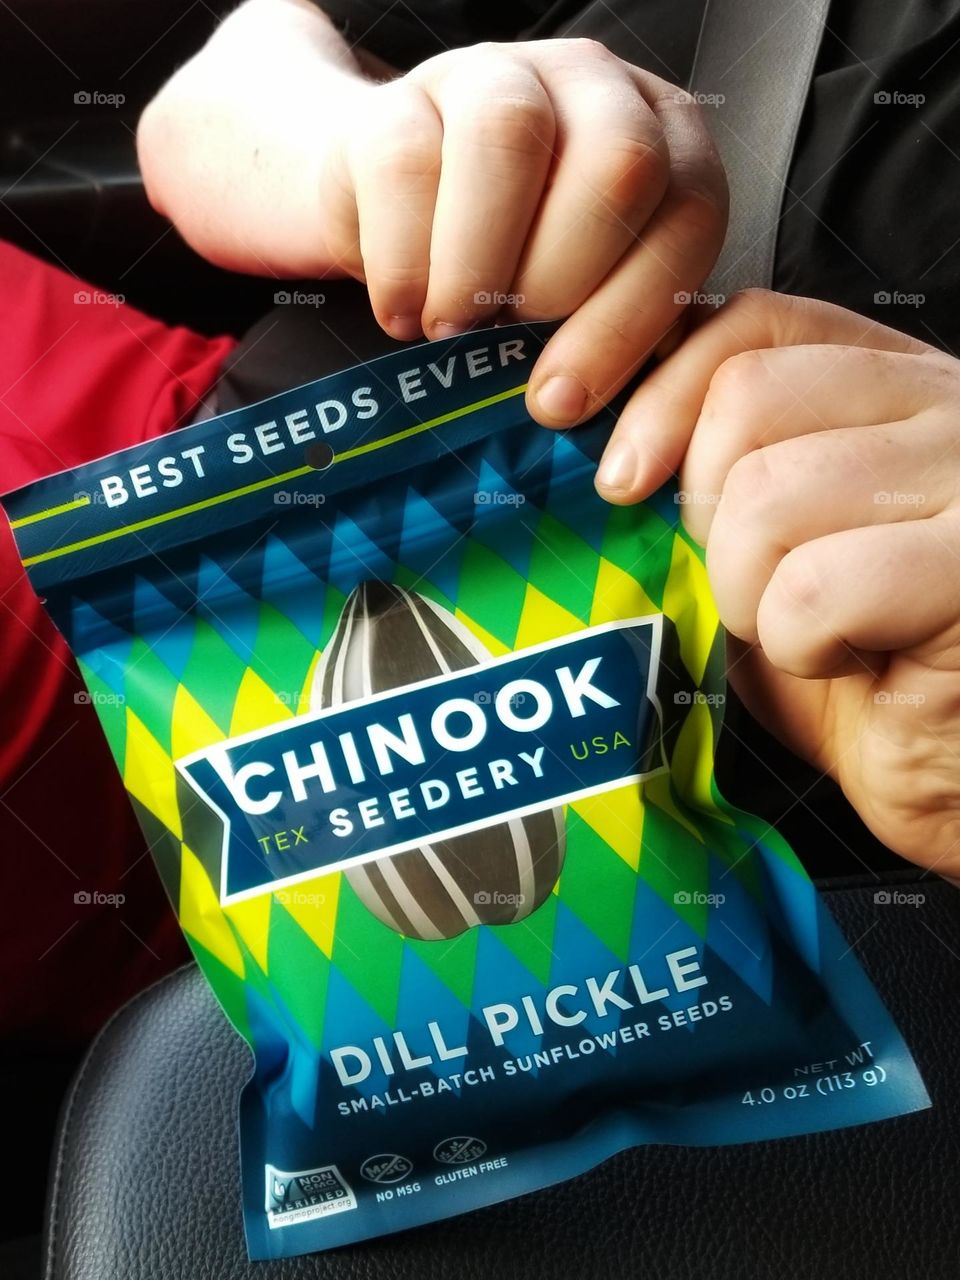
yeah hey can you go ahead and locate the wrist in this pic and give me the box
[137,2,372,275]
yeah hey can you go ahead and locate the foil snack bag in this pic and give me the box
[3,323,929,1259]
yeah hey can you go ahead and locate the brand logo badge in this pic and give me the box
[179,617,665,904]
[265,1164,356,1229]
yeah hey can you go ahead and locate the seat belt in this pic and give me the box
[689,0,831,294]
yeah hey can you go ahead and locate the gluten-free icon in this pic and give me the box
[432,1136,487,1165]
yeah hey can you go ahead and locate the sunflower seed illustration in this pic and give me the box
[312,582,565,940]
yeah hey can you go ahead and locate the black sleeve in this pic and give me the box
[315,0,562,71]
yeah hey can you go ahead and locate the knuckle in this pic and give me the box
[721,447,781,522]
[710,288,804,351]
[353,93,439,184]
[563,36,615,63]
[921,349,960,391]
[362,138,439,186]
[724,289,826,342]
[580,302,645,356]
[644,71,686,101]
[725,287,779,319]
[707,348,770,407]
[720,289,828,347]
[727,288,783,314]
[667,183,727,249]
[420,41,500,74]
[467,93,554,157]
[649,178,728,264]
[369,260,429,289]
[669,160,729,227]
[450,42,525,81]
[770,546,828,617]
[657,84,711,126]
[589,134,669,215]
[538,36,622,83]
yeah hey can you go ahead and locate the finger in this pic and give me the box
[679,344,943,543]
[706,420,951,644]
[347,82,443,339]
[418,51,556,337]
[524,91,727,428]
[724,634,835,772]
[504,45,670,322]
[754,517,960,679]
[653,312,690,362]
[730,637,960,879]
[596,289,934,503]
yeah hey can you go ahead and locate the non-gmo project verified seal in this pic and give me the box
[265,1164,356,1229]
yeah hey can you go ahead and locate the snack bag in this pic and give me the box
[2,323,928,1260]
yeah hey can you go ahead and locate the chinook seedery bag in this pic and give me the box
[3,323,928,1259]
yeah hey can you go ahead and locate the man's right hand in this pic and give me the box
[138,0,727,423]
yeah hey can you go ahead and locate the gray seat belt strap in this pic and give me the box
[689,0,832,294]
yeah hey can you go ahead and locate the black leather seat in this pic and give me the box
[43,875,960,1279]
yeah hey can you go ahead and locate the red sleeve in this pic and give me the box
[0,241,237,1050]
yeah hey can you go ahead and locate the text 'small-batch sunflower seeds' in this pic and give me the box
[3,323,928,1259]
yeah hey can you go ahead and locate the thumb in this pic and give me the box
[594,289,932,504]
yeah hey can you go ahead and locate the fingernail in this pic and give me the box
[428,320,466,339]
[385,315,424,342]
[535,375,588,424]
[596,439,638,496]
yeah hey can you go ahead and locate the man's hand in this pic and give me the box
[599,288,960,877]
[137,0,726,421]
